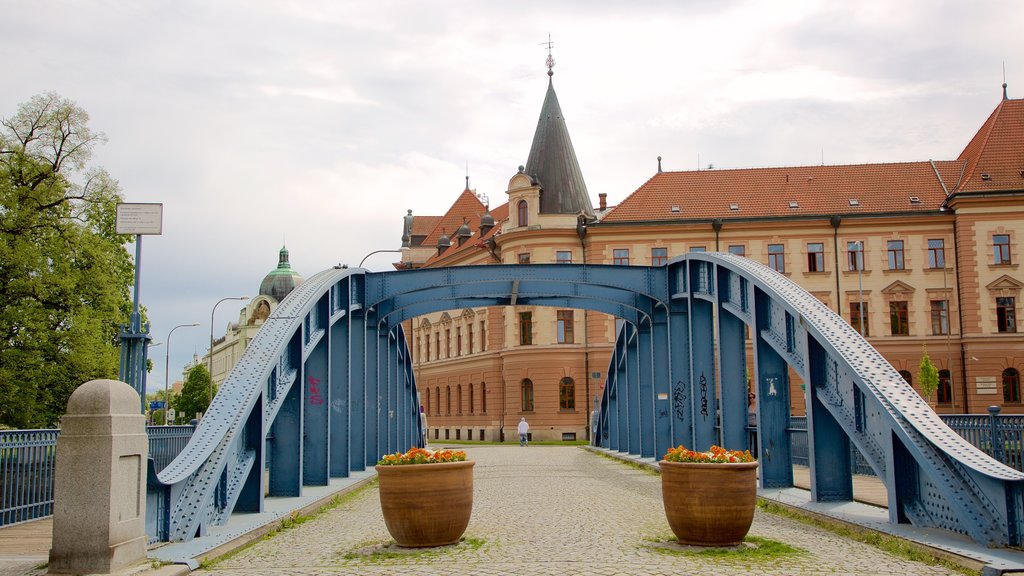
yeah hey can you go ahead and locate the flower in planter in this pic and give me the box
[664,444,755,463]
[378,446,467,466]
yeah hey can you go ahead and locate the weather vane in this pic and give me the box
[541,33,555,76]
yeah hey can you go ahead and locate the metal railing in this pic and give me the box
[0,425,194,527]
[0,429,59,526]
[756,406,1024,476]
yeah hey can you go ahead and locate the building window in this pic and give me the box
[445,329,451,358]
[435,333,440,360]
[613,249,630,265]
[425,336,431,362]
[1004,368,1021,404]
[556,250,573,264]
[997,297,1017,333]
[994,234,1012,265]
[521,379,534,411]
[938,370,953,405]
[518,253,530,264]
[850,302,869,336]
[480,320,486,351]
[887,240,905,270]
[651,247,668,266]
[519,311,533,345]
[517,199,528,227]
[456,327,462,356]
[768,244,785,273]
[469,384,474,414]
[425,389,430,414]
[930,300,949,335]
[559,377,576,411]
[690,246,706,253]
[468,327,474,354]
[435,387,440,415]
[446,386,451,415]
[847,241,864,271]
[889,301,909,336]
[927,239,945,269]
[807,243,824,272]
[899,370,912,385]
[557,310,574,343]
[481,382,487,413]
[728,245,745,257]
[457,385,463,414]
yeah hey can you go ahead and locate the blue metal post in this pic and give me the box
[690,298,717,451]
[119,235,151,411]
[651,306,672,459]
[302,332,329,486]
[625,324,641,455]
[754,291,793,488]
[364,315,380,467]
[990,405,1005,464]
[329,311,350,478]
[637,321,656,458]
[668,299,692,448]
[349,309,366,471]
[718,305,747,451]
[806,339,853,501]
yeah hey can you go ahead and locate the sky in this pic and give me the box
[2,0,1022,395]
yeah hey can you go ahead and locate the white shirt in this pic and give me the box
[517,420,529,434]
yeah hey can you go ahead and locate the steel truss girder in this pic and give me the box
[597,253,1024,546]
[149,258,1022,547]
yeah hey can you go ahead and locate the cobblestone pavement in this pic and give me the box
[200,445,959,576]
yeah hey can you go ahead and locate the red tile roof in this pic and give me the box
[602,161,960,223]
[410,215,442,237]
[603,97,1024,223]
[955,98,1024,193]
[423,202,509,266]
[420,188,489,248]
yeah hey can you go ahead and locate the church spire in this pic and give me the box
[523,40,595,218]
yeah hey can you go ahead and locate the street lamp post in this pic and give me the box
[852,240,865,336]
[209,296,249,407]
[358,249,403,269]
[165,323,199,425]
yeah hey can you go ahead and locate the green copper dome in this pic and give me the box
[259,246,303,303]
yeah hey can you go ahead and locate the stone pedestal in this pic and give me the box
[49,379,148,574]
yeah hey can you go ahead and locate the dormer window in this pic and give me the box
[849,199,860,207]
[517,200,529,227]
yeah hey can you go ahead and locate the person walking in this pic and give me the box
[518,417,529,447]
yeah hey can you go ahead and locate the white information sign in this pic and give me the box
[976,376,998,395]
[116,203,163,235]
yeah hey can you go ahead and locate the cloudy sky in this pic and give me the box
[2,0,1021,394]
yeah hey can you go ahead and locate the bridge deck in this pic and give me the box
[4,446,1020,575]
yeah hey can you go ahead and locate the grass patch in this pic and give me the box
[343,536,487,563]
[200,479,377,568]
[588,449,659,475]
[756,499,980,576]
[644,534,805,561]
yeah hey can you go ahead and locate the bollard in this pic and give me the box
[49,380,148,574]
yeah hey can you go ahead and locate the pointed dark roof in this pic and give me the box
[524,77,595,218]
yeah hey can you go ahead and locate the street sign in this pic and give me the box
[149,400,165,410]
[115,203,163,235]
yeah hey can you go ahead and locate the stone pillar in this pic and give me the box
[49,379,148,574]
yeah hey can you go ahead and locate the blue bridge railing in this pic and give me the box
[0,425,194,527]
[752,406,1024,477]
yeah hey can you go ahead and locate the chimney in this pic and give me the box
[598,193,607,211]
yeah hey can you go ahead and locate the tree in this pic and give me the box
[0,93,134,428]
[918,348,939,399]
[174,365,214,424]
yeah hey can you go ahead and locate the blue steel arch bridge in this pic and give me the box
[146,253,1024,547]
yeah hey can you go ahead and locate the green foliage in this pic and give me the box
[0,93,133,428]
[918,349,939,398]
[174,364,213,423]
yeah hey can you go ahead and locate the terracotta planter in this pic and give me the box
[659,460,758,546]
[375,460,474,547]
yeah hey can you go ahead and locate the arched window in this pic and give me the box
[425,389,430,415]
[457,385,463,414]
[938,369,952,405]
[521,379,534,412]
[899,370,912,385]
[446,386,452,415]
[559,377,576,411]
[1004,368,1021,404]
[481,382,487,413]
[469,384,474,414]
[435,387,440,415]
[517,200,528,227]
